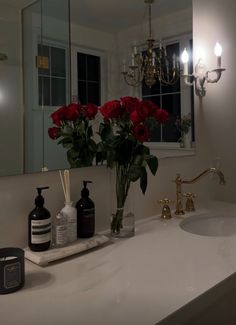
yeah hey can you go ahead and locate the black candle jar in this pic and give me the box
[0,247,25,294]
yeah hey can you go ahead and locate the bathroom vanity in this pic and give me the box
[1,200,236,325]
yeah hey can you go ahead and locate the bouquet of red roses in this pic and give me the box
[48,102,98,168]
[97,96,168,235]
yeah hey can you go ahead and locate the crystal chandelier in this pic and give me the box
[122,0,180,88]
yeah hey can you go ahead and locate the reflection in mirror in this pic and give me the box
[0,0,193,177]
[22,0,71,173]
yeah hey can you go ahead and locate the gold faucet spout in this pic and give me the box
[182,168,226,185]
[174,167,225,215]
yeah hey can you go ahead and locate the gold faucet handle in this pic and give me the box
[183,193,196,212]
[159,198,175,219]
[183,193,196,199]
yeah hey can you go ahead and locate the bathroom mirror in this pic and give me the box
[0,0,193,177]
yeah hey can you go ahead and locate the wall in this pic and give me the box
[0,0,232,248]
[0,5,23,176]
[193,0,236,203]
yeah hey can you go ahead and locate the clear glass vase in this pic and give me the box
[110,166,135,238]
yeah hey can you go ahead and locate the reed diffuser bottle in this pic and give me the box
[60,170,77,243]
[52,170,77,246]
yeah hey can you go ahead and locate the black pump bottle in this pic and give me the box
[76,181,95,238]
[28,187,51,251]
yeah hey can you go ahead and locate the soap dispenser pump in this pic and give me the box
[76,181,95,238]
[28,187,51,251]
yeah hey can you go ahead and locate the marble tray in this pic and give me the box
[24,234,110,266]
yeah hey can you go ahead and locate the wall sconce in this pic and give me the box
[181,42,226,97]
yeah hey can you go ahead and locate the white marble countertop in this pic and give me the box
[1,200,236,325]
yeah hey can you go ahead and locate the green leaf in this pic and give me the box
[87,139,97,153]
[128,165,142,182]
[77,121,85,135]
[99,123,113,141]
[87,125,93,138]
[57,137,72,145]
[146,155,158,175]
[133,155,144,166]
[62,143,73,149]
[140,167,147,194]
[67,148,79,159]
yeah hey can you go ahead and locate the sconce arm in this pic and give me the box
[206,68,226,84]
[182,74,195,86]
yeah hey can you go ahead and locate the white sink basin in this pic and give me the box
[180,214,236,237]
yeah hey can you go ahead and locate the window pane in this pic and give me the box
[162,94,181,142]
[149,125,161,142]
[142,79,161,96]
[143,96,160,107]
[38,76,50,106]
[78,81,87,105]
[51,47,66,77]
[87,54,100,82]
[144,96,161,142]
[51,78,66,106]
[77,53,86,80]
[88,82,100,105]
[161,81,180,94]
[38,44,50,76]
[162,43,180,94]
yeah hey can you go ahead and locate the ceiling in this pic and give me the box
[70,0,192,32]
[0,0,192,32]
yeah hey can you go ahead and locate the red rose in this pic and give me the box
[120,96,141,113]
[83,103,98,119]
[132,123,150,142]
[155,109,169,124]
[143,100,159,117]
[48,127,60,140]
[136,102,150,120]
[51,106,67,126]
[130,110,142,124]
[100,100,122,119]
[64,103,81,121]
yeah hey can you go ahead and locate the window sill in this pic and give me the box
[145,142,196,159]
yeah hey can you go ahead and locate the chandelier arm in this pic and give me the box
[148,3,152,38]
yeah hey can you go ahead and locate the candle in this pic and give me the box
[214,42,222,68]
[172,53,176,69]
[131,53,135,66]
[152,51,155,65]
[181,48,189,75]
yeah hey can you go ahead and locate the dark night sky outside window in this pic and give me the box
[77,52,101,105]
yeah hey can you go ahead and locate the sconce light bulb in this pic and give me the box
[214,42,222,57]
[181,48,189,63]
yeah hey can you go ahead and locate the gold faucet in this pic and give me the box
[174,167,226,215]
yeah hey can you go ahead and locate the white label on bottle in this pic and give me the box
[56,225,67,245]
[31,218,51,244]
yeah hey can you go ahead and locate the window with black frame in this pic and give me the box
[142,40,194,144]
[38,44,67,107]
[77,52,101,106]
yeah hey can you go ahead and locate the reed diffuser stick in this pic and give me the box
[59,170,67,200]
[59,170,71,203]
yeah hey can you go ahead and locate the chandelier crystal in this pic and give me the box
[122,0,180,88]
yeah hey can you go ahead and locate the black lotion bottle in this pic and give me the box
[28,187,51,251]
[76,181,95,238]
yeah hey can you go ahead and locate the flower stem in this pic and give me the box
[111,164,131,234]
